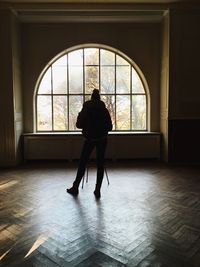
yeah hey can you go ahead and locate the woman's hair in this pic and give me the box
[91,89,100,100]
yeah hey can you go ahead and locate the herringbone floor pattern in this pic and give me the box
[1,161,200,267]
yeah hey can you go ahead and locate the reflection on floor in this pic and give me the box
[0,161,200,267]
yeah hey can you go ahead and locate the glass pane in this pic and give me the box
[69,96,83,130]
[53,96,68,130]
[38,68,51,94]
[68,49,83,66]
[37,96,52,130]
[116,66,130,93]
[52,66,67,94]
[53,55,67,66]
[132,95,146,130]
[100,49,115,65]
[116,95,130,130]
[116,55,129,66]
[36,48,148,133]
[101,66,115,94]
[85,66,99,94]
[132,68,145,93]
[69,66,83,93]
[85,48,99,65]
[85,95,91,102]
[101,95,115,130]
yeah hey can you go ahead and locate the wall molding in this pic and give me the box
[23,132,161,161]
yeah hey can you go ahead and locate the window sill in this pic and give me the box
[23,132,161,160]
[23,131,160,136]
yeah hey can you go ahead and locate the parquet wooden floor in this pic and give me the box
[1,161,200,267]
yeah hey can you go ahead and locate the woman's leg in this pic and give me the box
[73,139,94,187]
[94,138,107,197]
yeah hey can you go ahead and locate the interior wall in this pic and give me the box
[168,7,200,163]
[160,11,169,162]
[2,4,200,165]
[22,22,161,133]
[0,9,23,166]
[0,10,15,166]
[12,13,23,164]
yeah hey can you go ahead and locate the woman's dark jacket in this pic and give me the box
[76,100,113,139]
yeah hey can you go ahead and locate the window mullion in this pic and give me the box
[36,94,38,132]
[130,66,132,131]
[114,53,117,130]
[99,48,101,93]
[83,49,85,103]
[146,94,148,131]
[51,66,54,131]
[67,55,69,131]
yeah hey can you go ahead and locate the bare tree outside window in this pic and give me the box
[36,46,147,132]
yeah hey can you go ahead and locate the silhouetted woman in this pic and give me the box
[67,89,112,198]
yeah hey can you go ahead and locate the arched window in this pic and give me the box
[35,45,148,132]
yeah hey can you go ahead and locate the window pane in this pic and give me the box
[85,48,99,65]
[38,68,51,94]
[132,68,145,93]
[37,96,52,130]
[116,55,129,66]
[36,47,148,133]
[116,66,130,93]
[101,66,115,94]
[116,95,130,130]
[100,49,115,65]
[69,66,83,93]
[69,96,83,130]
[85,95,91,102]
[101,95,115,130]
[53,55,67,66]
[68,49,83,66]
[132,95,146,130]
[52,66,67,94]
[53,96,68,130]
[85,66,99,94]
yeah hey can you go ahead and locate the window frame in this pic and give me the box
[34,44,150,133]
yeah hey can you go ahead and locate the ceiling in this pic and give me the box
[0,0,197,23]
[0,0,192,3]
